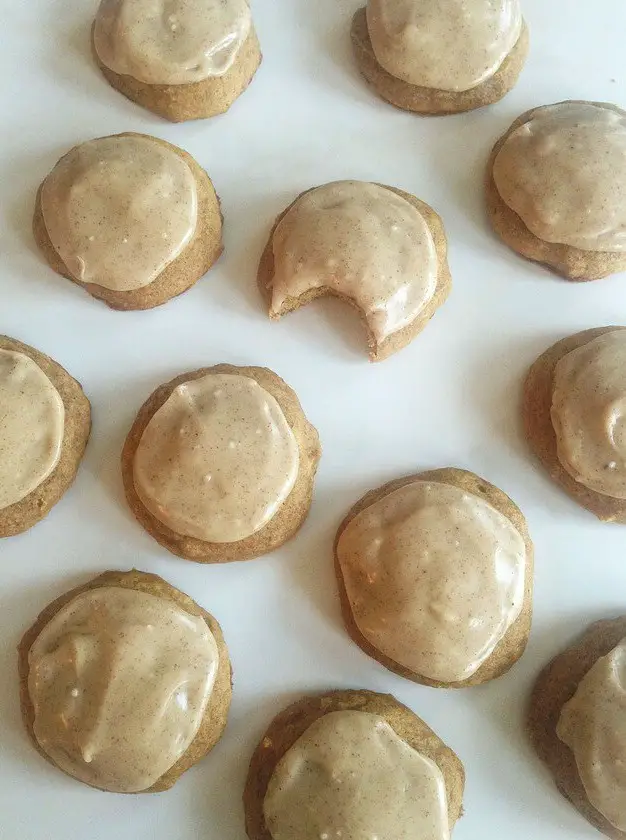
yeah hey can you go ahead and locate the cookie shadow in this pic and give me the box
[211,187,294,319]
[290,0,372,100]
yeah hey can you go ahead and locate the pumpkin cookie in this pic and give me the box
[529,617,626,838]
[33,133,222,311]
[524,327,626,522]
[351,1,528,115]
[0,336,90,538]
[92,0,261,122]
[487,101,626,280]
[335,468,533,687]
[18,569,232,793]
[258,181,451,361]
[122,364,321,562]
[244,689,465,840]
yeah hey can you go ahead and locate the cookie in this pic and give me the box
[487,101,626,280]
[258,181,451,361]
[335,468,533,687]
[524,327,626,522]
[244,690,464,840]
[18,569,232,793]
[351,2,528,115]
[528,618,626,838]
[33,133,222,311]
[0,336,90,538]
[92,0,261,122]
[122,364,321,562]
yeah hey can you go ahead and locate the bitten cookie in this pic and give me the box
[244,690,465,840]
[524,327,626,522]
[0,336,90,538]
[92,0,262,122]
[351,1,528,115]
[122,364,321,562]
[528,618,626,838]
[487,101,626,280]
[258,181,451,361]
[18,569,232,794]
[334,469,533,687]
[33,133,223,310]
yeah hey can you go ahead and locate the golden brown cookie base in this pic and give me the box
[243,689,464,840]
[523,327,626,522]
[258,184,451,362]
[0,336,90,538]
[486,101,626,281]
[351,8,529,115]
[122,364,321,563]
[33,133,223,311]
[528,617,626,839]
[334,468,533,687]
[18,569,232,793]
[93,26,262,122]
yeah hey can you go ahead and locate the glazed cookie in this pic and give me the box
[524,327,626,522]
[258,181,451,361]
[122,364,321,562]
[244,690,465,840]
[18,569,232,793]
[334,469,533,687]
[487,101,626,280]
[33,132,222,310]
[0,336,90,538]
[92,0,262,122]
[351,1,529,115]
[529,617,626,838]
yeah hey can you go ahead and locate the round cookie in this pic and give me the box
[258,181,451,362]
[92,0,262,122]
[351,2,529,115]
[0,336,90,538]
[487,101,626,280]
[524,327,626,522]
[334,468,533,687]
[18,569,232,794]
[122,364,321,562]
[33,132,223,310]
[528,618,626,838]
[244,689,465,840]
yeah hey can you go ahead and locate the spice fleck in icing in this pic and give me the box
[366,0,522,92]
[493,103,626,252]
[94,0,252,85]
[336,480,526,683]
[41,135,198,292]
[264,710,449,840]
[28,586,218,793]
[0,350,64,511]
[133,373,299,543]
[557,638,626,831]
[270,181,438,343]
[551,330,626,498]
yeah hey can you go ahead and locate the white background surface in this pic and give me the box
[1,1,626,838]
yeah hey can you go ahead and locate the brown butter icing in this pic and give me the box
[336,480,526,683]
[133,373,300,543]
[94,0,252,85]
[27,586,219,793]
[41,135,198,293]
[264,710,449,840]
[551,330,626,499]
[270,181,437,343]
[0,350,64,511]
[557,637,626,831]
[493,103,626,252]
[366,0,522,92]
